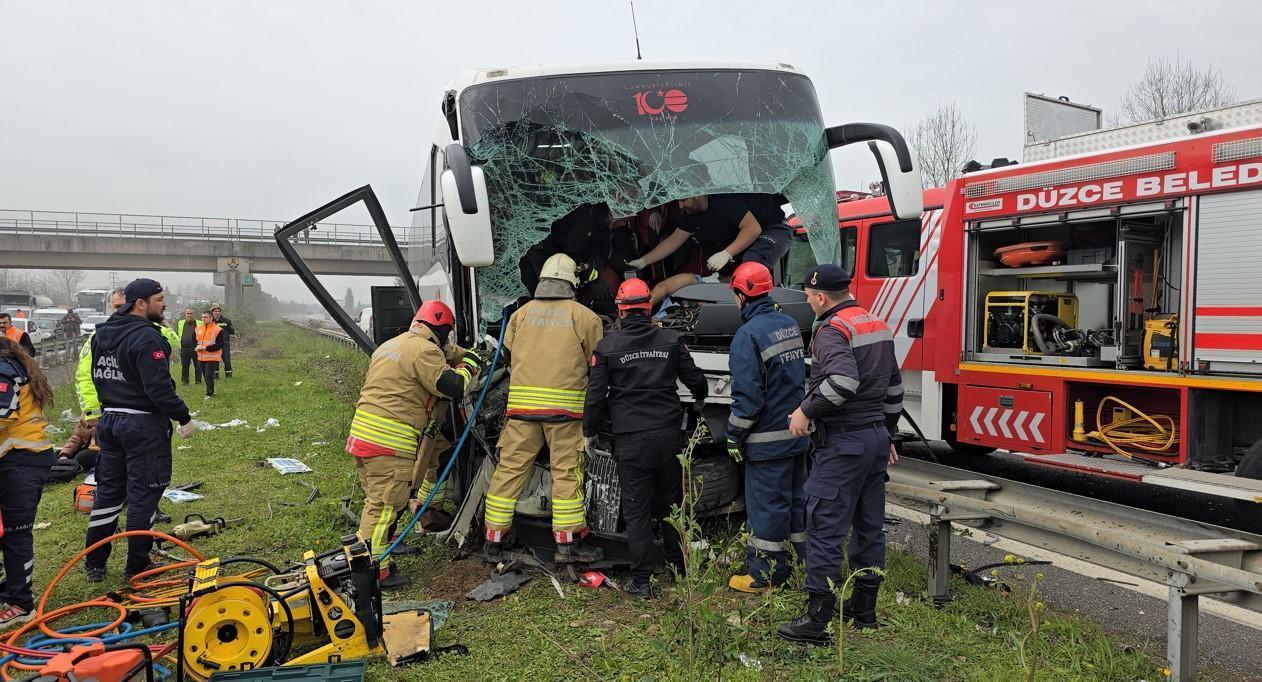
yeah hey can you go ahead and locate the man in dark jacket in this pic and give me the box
[210,305,234,377]
[175,308,201,385]
[83,279,195,584]
[725,262,810,593]
[584,278,708,598]
[778,264,903,644]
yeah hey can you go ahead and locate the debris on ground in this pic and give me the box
[466,570,531,601]
[266,457,312,474]
[293,381,303,386]
[738,653,764,671]
[312,440,328,446]
[177,445,192,450]
[33,522,51,531]
[163,489,203,503]
[217,418,249,428]
[577,571,607,589]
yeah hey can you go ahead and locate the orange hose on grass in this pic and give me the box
[28,529,202,638]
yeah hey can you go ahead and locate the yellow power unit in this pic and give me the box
[1143,314,1178,371]
[983,291,1079,354]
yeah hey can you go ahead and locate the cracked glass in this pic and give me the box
[458,68,838,322]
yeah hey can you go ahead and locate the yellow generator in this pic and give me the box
[1143,314,1178,370]
[983,291,1078,354]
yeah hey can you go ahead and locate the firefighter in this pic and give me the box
[584,278,708,597]
[83,279,195,584]
[484,253,604,564]
[724,262,810,593]
[346,300,481,590]
[777,264,903,644]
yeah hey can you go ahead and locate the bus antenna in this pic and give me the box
[630,1,642,60]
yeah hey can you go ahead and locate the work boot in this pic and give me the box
[84,565,106,583]
[623,578,653,600]
[728,574,777,594]
[777,591,837,645]
[379,568,411,592]
[840,582,880,630]
[389,540,421,556]
[420,509,454,533]
[482,542,504,564]
[554,540,603,564]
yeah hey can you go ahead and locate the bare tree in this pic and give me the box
[907,103,978,188]
[0,269,32,292]
[1118,56,1237,122]
[40,269,86,306]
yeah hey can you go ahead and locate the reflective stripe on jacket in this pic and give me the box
[348,325,466,456]
[196,323,223,362]
[726,297,810,460]
[801,300,903,436]
[0,356,52,457]
[503,299,603,421]
[77,333,99,418]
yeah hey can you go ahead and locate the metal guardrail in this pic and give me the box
[285,319,358,349]
[887,457,1262,682]
[34,334,83,367]
[0,208,419,247]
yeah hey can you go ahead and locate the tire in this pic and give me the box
[1235,438,1262,532]
[691,455,741,514]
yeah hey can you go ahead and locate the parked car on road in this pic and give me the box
[33,308,80,339]
[80,314,109,336]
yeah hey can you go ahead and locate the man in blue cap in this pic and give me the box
[778,264,903,644]
[83,278,196,584]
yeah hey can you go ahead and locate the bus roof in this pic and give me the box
[449,60,804,91]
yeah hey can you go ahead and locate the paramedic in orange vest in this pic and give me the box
[0,335,56,628]
[194,311,224,398]
[0,313,37,357]
[346,300,482,590]
[483,253,605,565]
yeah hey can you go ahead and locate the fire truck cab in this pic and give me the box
[856,113,1262,499]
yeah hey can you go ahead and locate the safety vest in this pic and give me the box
[0,359,52,457]
[196,323,223,362]
[3,327,27,344]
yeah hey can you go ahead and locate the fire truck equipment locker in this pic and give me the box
[1193,189,1262,375]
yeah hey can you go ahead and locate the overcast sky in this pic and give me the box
[4,0,1261,303]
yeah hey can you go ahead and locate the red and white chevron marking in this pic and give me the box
[969,405,1045,444]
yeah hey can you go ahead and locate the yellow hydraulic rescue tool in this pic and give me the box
[178,535,384,681]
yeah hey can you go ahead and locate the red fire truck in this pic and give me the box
[841,117,1262,499]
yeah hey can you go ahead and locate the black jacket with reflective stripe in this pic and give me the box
[584,314,707,436]
[802,300,903,436]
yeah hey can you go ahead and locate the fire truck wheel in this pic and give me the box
[1235,438,1262,532]
[1237,438,1262,480]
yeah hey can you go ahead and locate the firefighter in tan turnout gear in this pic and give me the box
[484,253,605,564]
[346,300,481,590]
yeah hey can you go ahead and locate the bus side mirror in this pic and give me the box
[825,122,924,221]
[867,140,924,220]
[441,143,495,267]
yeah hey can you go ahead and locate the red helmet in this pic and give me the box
[730,262,773,298]
[413,300,454,328]
[615,278,652,312]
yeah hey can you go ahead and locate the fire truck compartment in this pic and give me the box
[965,208,1183,370]
[957,385,1055,452]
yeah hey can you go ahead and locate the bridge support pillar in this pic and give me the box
[223,269,244,311]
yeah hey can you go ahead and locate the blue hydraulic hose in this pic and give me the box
[378,310,509,562]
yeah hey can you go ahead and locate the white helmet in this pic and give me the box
[539,253,579,286]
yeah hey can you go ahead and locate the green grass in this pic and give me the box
[24,323,1168,681]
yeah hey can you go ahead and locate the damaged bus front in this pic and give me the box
[277,60,921,554]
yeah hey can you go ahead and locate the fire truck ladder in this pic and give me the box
[887,458,1262,682]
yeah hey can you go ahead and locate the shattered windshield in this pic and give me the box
[459,68,838,321]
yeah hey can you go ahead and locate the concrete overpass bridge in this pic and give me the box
[0,209,418,307]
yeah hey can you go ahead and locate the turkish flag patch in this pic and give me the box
[590,354,597,367]
[152,350,166,360]
[0,382,8,392]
